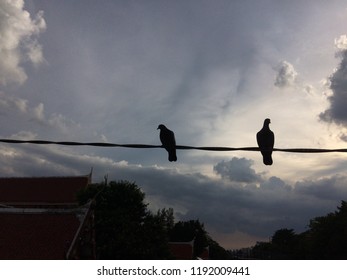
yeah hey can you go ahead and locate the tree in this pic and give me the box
[306,200,347,259]
[155,208,175,232]
[207,238,230,259]
[252,241,273,259]
[271,228,298,259]
[78,180,172,259]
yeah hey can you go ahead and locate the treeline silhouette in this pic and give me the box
[78,180,346,260]
[78,180,228,259]
[232,201,347,260]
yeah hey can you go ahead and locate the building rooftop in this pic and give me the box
[0,204,91,259]
[0,173,95,259]
[0,175,91,207]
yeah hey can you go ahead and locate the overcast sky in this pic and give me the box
[1,0,347,249]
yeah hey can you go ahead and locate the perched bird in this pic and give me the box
[256,118,275,165]
[157,124,177,162]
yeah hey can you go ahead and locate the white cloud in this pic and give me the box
[274,60,298,88]
[10,130,37,140]
[0,0,46,86]
[303,84,315,95]
[33,102,44,121]
[0,91,28,113]
[0,92,80,137]
[335,34,347,51]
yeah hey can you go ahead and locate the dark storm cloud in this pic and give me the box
[340,133,347,142]
[295,175,347,201]
[213,157,263,183]
[320,36,347,126]
[105,156,343,239]
[131,165,342,238]
[259,176,291,191]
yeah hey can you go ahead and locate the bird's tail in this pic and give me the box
[262,154,273,165]
[168,151,177,162]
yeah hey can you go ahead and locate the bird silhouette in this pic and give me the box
[257,118,275,165]
[157,124,177,162]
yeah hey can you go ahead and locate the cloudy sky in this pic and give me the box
[1,0,347,249]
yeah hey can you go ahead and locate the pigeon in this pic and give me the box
[157,124,177,162]
[256,118,275,165]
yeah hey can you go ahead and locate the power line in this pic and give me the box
[1,138,347,153]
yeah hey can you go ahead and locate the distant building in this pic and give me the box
[0,173,95,259]
[169,239,209,260]
[168,240,194,260]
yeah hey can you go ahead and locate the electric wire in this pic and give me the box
[1,138,347,153]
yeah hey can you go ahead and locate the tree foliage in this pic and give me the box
[251,201,347,259]
[78,181,172,259]
[306,200,347,259]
